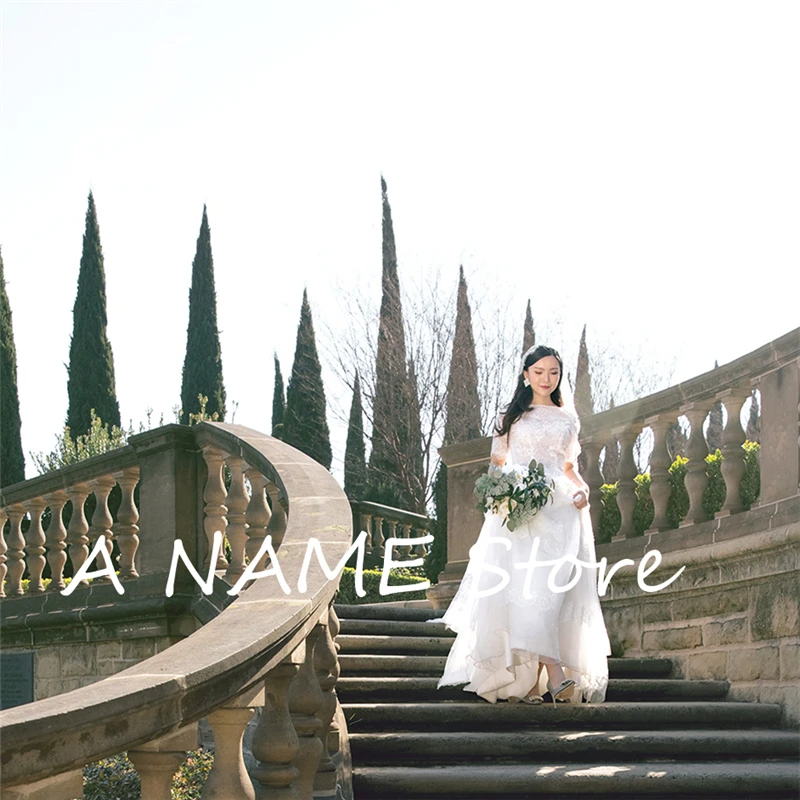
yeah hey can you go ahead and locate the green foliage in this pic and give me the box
[597,443,761,537]
[66,191,121,438]
[335,565,429,605]
[31,409,128,474]
[80,749,214,800]
[424,463,448,584]
[184,394,220,426]
[271,354,285,439]
[181,206,226,424]
[0,247,25,486]
[344,372,367,501]
[283,290,332,469]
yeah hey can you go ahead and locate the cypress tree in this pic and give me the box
[180,205,226,424]
[272,354,285,439]
[429,266,482,581]
[66,191,121,438]
[406,356,426,512]
[444,266,482,445]
[746,389,761,442]
[344,372,367,501]
[283,290,332,469]
[522,299,535,354]
[0,249,25,486]
[367,175,413,508]
[574,324,594,420]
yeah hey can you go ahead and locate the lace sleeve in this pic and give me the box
[566,412,581,466]
[490,413,509,466]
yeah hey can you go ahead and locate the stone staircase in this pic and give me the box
[335,604,800,799]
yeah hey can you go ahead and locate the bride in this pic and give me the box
[438,345,610,705]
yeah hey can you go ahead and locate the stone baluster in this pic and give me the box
[645,416,674,533]
[266,482,287,548]
[388,520,404,558]
[614,427,640,539]
[408,524,424,557]
[128,726,198,800]
[681,403,711,526]
[0,507,8,598]
[372,516,385,560]
[202,685,263,800]
[89,475,117,578]
[5,504,26,596]
[113,467,140,579]
[289,628,325,800]
[361,513,373,559]
[326,605,342,761]
[313,607,341,793]
[202,446,229,570]
[66,483,91,586]
[581,439,604,541]
[245,468,271,570]
[23,497,47,593]
[251,661,301,799]
[717,388,751,516]
[44,491,69,590]
[224,456,249,583]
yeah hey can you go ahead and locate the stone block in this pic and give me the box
[642,626,702,651]
[121,638,156,660]
[34,649,60,679]
[0,768,84,800]
[686,650,728,680]
[60,645,96,677]
[780,643,800,681]
[751,577,800,641]
[641,601,672,623]
[760,685,800,730]
[727,645,780,682]
[96,641,122,662]
[705,617,749,646]
[603,604,641,654]
[672,586,748,621]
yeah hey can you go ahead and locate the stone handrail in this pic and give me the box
[0,422,354,799]
[351,499,431,566]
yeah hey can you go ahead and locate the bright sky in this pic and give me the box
[2,0,798,483]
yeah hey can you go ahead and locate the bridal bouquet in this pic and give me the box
[474,459,555,532]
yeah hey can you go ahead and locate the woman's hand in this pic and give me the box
[572,488,589,509]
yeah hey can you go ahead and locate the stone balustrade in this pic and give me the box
[0,422,354,800]
[351,500,431,567]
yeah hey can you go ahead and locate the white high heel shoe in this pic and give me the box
[546,678,576,706]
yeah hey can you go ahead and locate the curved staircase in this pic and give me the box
[335,604,800,799]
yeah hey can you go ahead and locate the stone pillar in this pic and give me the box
[23,497,47,593]
[313,607,340,793]
[224,455,249,583]
[758,357,800,504]
[113,466,141,579]
[128,725,198,800]
[88,474,116,576]
[251,661,300,798]
[66,483,90,584]
[202,684,264,800]
[201,445,229,571]
[5,503,26,597]
[582,439,604,542]
[681,403,711,526]
[614,427,640,539]
[128,425,202,577]
[289,629,325,800]
[426,438,488,609]
[43,491,68,590]
[717,387,751,516]
[645,416,673,533]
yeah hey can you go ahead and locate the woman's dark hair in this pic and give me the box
[495,345,564,437]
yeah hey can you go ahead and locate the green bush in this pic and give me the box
[335,565,429,605]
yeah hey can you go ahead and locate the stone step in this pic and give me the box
[352,762,800,798]
[336,676,729,703]
[342,701,784,731]
[335,603,445,622]
[338,618,456,637]
[337,634,454,654]
[350,728,800,764]
[338,654,675,679]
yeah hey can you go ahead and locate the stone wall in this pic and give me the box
[599,522,800,727]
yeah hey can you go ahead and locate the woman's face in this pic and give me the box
[524,355,561,404]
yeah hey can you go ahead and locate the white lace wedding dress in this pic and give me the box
[438,405,611,704]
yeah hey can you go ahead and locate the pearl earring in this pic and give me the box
[523,377,530,387]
